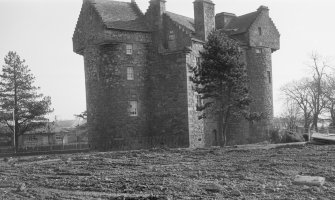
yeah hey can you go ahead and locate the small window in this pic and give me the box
[129,101,138,116]
[255,48,262,54]
[127,67,134,80]
[267,71,272,84]
[126,44,133,55]
[168,30,175,40]
[196,94,203,111]
[196,57,201,67]
[258,27,262,36]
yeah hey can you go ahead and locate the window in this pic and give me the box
[129,101,138,116]
[196,94,203,111]
[27,136,37,141]
[258,27,262,36]
[168,30,175,40]
[126,44,133,55]
[127,67,134,80]
[267,71,272,84]
[255,48,262,54]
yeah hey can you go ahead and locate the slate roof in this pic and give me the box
[165,10,260,37]
[90,0,150,32]
[225,11,259,35]
[165,11,195,33]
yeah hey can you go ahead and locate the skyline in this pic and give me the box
[0,0,334,120]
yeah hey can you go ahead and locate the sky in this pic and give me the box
[0,0,334,120]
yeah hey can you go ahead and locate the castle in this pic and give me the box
[73,0,280,150]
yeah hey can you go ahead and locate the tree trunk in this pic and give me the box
[14,131,19,152]
[14,60,18,153]
[217,111,224,147]
[312,115,318,131]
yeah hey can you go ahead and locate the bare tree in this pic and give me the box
[280,99,301,131]
[324,74,335,126]
[307,53,328,131]
[281,79,313,132]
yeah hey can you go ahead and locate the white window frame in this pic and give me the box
[129,101,138,117]
[126,44,133,55]
[127,67,134,80]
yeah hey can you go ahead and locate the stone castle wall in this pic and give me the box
[146,51,190,148]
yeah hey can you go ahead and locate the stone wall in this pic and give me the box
[146,51,190,148]
[187,42,205,148]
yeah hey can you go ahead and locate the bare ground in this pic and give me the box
[1,143,335,200]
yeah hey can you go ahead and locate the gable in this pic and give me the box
[165,11,195,33]
[73,0,106,54]
[248,11,280,51]
[73,0,151,54]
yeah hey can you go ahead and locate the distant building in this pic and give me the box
[73,0,280,150]
[18,121,88,148]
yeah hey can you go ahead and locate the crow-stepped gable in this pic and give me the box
[73,0,280,150]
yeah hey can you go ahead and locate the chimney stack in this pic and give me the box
[193,0,215,41]
[257,5,269,16]
[147,0,166,30]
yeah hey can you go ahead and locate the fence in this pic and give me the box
[0,143,90,154]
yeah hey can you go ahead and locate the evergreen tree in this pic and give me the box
[191,31,260,146]
[0,51,53,151]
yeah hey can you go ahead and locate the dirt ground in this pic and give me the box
[1,143,335,200]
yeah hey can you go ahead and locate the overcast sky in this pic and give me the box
[0,0,334,120]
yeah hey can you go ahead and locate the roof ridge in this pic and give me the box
[165,11,194,21]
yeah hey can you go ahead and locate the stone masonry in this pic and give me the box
[73,0,280,150]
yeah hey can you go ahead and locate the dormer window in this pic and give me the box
[126,44,133,55]
[258,27,262,36]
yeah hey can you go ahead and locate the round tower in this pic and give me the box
[246,47,273,142]
[84,40,150,150]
